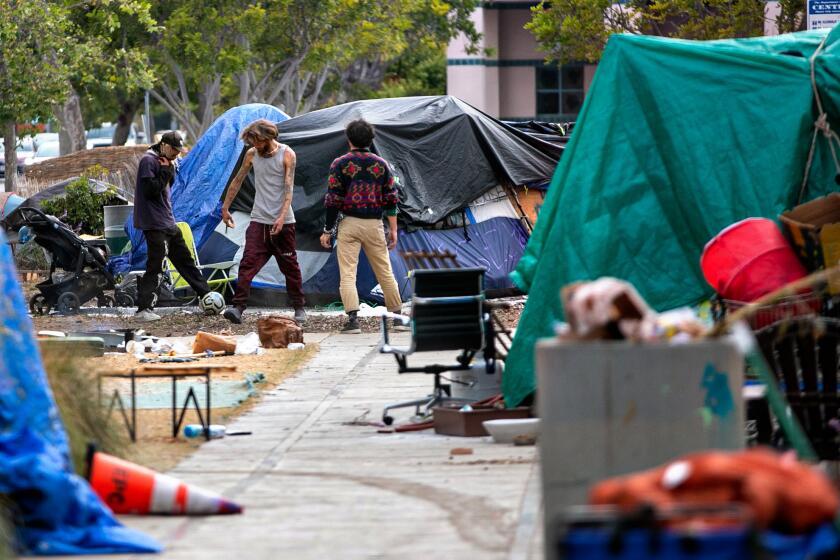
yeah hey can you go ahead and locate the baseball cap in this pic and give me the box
[160,131,186,152]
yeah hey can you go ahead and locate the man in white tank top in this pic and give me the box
[220,119,306,324]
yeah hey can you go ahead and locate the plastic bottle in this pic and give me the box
[183,424,226,439]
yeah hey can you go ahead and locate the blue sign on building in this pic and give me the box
[808,0,840,28]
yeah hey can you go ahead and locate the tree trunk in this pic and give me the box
[113,96,141,146]
[3,121,16,193]
[53,86,86,155]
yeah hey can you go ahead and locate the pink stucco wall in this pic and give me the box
[498,8,542,60]
[500,67,537,118]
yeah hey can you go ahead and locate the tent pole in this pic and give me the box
[503,183,533,234]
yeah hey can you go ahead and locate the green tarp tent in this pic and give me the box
[504,26,840,407]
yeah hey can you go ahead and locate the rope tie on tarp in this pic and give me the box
[799,35,840,203]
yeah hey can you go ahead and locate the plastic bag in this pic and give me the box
[235,332,262,355]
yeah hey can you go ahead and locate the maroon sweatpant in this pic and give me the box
[232,222,305,309]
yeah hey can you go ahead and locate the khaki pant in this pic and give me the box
[337,216,402,313]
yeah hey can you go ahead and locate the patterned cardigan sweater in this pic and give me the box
[323,148,399,230]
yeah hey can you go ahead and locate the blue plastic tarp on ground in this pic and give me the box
[0,232,161,555]
[127,104,288,270]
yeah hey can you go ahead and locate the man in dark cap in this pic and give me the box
[133,131,211,321]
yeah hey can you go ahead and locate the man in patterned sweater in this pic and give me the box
[319,119,405,334]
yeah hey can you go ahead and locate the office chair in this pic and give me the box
[379,268,497,425]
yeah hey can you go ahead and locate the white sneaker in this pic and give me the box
[134,309,161,322]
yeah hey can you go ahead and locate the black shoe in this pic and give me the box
[223,307,243,324]
[294,307,307,323]
[340,318,361,334]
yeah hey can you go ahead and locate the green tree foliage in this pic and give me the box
[59,0,158,147]
[525,0,791,64]
[41,166,124,235]
[0,0,78,190]
[0,1,74,123]
[151,0,482,138]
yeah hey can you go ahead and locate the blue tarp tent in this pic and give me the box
[126,103,289,270]
[0,232,160,555]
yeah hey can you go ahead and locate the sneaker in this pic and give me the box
[294,307,307,324]
[340,318,361,334]
[391,318,410,332]
[134,309,161,322]
[223,307,243,324]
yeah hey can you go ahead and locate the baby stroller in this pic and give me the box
[14,207,116,315]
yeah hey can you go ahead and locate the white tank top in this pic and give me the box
[250,144,296,225]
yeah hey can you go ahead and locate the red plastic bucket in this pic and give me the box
[701,218,808,302]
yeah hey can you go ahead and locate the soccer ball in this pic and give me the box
[199,291,225,315]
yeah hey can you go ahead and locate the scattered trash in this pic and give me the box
[235,332,262,355]
[512,434,538,446]
[559,278,705,342]
[139,356,197,363]
[356,302,387,317]
[450,447,474,456]
[193,331,237,354]
[460,404,473,412]
[184,424,226,439]
[150,339,172,354]
[257,316,303,348]
[125,340,146,358]
[243,372,266,396]
[87,449,242,514]
[287,342,305,350]
[483,418,540,444]
[37,330,66,337]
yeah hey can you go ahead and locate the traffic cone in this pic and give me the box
[86,449,243,515]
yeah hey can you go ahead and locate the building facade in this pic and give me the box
[447,1,784,122]
[446,1,597,122]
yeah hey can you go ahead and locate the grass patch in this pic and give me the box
[42,348,128,474]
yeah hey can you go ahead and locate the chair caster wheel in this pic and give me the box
[383,415,394,426]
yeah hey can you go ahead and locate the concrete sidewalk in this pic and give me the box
[119,333,542,559]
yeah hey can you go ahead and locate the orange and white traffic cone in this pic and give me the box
[87,449,243,515]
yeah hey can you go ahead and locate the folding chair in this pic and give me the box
[378,268,497,425]
[165,222,235,302]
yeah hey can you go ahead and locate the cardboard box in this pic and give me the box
[432,405,531,437]
[780,193,840,273]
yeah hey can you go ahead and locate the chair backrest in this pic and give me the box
[166,222,199,289]
[400,250,459,271]
[755,317,840,460]
[410,268,485,352]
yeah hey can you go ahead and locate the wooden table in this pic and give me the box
[99,364,236,441]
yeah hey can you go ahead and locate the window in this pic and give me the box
[536,63,585,122]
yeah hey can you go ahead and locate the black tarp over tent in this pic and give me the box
[226,95,563,231]
[208,95,562,304]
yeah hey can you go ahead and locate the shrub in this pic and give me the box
[40,165,125,236]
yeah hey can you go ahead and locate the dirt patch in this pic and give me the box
[89,344,318,472]
[28,298,524,338]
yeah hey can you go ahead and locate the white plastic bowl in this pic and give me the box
[482,418,540,444]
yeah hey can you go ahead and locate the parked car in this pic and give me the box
[86,123,139,149]
[33,132,59,150]
[24,140,61,166]
[0,137,35,178]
